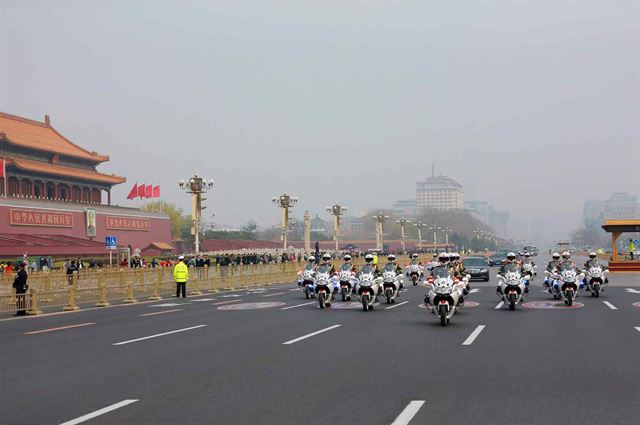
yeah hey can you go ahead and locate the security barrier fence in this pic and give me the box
[0,262,301,315]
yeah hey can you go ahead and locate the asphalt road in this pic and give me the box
[1,266,639,425]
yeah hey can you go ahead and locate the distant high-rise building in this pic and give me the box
[583,192,639,229]
[464,201,490,224]
[391,199,417,217]
[416,172,464,210]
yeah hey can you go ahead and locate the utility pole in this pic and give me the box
[396,217,411,252]
[414,221,426,251]
[326,203,348,251]
[443,227,452,252]
[272,193,299,251]
[178,173,214,255]
[429,224,441,252]
[372,212,390,251]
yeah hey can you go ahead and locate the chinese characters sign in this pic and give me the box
[106,216,150,232]
[9,209,73,227]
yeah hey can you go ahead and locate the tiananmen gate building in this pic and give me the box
[0,112,172,258]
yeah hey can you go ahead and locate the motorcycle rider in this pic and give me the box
[582,251,608,289]
[406,253,424,277]
[450,253,466,278]
[319,253,336,275]
[298,256,316,287]
[544,252,561,289]
[497,252,525,295]
[431,252,450,273]
[521,252,535,274]
[361,253,380,275]
[342,254,358,273]
[384,254,404,289]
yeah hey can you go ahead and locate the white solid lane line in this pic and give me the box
[212,300,242,306]
[602,301,617,310]
[462,325,486,346]
[469,288,480,293]
[635,327,640,334]
[281,302,315,310]
[283,324,341,345]
[391,400,426,425]
[60,399,138,425]
[494,301,504,310]
[263,292,285,297]
[386,301,409,310]
[113,325,207,346]
[289,288,300,291]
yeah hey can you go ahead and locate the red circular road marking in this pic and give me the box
[218,302,285,311]
[632,302,640,309]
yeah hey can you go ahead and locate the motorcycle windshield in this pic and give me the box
[383,264,396,272]
[317,265,332,274]
[304,265,314,271]
[503,263,518,273]
[340,264,352,271]
[431,266,450,279]
[360,265,375,274]
[558,263,576,272]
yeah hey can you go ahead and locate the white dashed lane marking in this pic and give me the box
[283,324,342,345]
[60,399,139,425]
[385,301,409,310]
[462,325,486,346]
[602,301,617,310]
[281,302,315,310]
[391,400,425,425]
[113,325,207,346]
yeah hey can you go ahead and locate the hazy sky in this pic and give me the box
[1,1,638,244]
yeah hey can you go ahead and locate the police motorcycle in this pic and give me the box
[496,263,529,310]
[424,266,465,326]
[382,264,403,304]
[548,263,584,306]
[521,262,536,281]
[315,264,338,309]
[584,264,609,298]
[406,263,423,286]
[358,264,382,312]
[297,260,317,299]
[338,264,359,302]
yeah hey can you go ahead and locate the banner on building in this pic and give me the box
[9,208,73,227]
[106,215,150,231]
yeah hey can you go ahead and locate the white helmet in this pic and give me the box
[438,252,450,263]
[343,254,352,261]
[552,252,560,260]
[308,256,315,262]
[589,252,597,259]
[450,252,460,261]
[507,252,516,261]
[178,255,185,261]
[524,252,530,257]
[562,251,571,260]
[411,253,419,259]
[388,254,396,261]
[365,254,374,263]
[322,254,331,262]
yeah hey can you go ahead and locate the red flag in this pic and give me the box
[145,184,152,198]
[138,184,146,198]
[0,158,5,178]
[152,185,160,198]
[126,183,138,200]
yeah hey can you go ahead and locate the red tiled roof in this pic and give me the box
[9,157,126,185]
[0,112,109,163]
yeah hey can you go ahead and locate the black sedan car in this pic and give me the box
[462,257,490,281]
[489,254,507,266]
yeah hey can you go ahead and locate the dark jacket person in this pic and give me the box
[13,263,28,316]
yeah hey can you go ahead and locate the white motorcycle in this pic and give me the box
[298,268,316,299]
[521,263,536,281]
[314,267,335,309]
[585,265,609,298]
[381,265,403,304]
[406,264,423,286]
[550,266,584,306]
[425,267,464,326]
[337,265,358,302]
[497,265,529,310]
[358,266,382,311]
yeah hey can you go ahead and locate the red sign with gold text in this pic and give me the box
[106,216,150,232]
[9,208,73,227]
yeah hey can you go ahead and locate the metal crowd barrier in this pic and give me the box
[0,263,300,315]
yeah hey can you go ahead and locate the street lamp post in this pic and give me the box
[372,212,390,251]
[326,203,348,251]
[429,225,441,252]
[178,173,214,255]
[396,217,411,252]
[272,193,299,251]
[414,221,426,251]
[443,227,452,252]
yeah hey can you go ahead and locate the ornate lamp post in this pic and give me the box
[429,224,442,251]
[396,217,411,252]
[326,203,348,251]
[414,221,426,251]
[178,173,214,255]
[272,193,298,250]
[372,212,390,251]
[442,227,452,252]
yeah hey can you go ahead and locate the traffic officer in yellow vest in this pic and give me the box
[173,255,189,298]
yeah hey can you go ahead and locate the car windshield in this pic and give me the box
[431,266,450,278]
[463,258,485,266]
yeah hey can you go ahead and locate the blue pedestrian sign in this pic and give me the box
[105,236,118,250]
